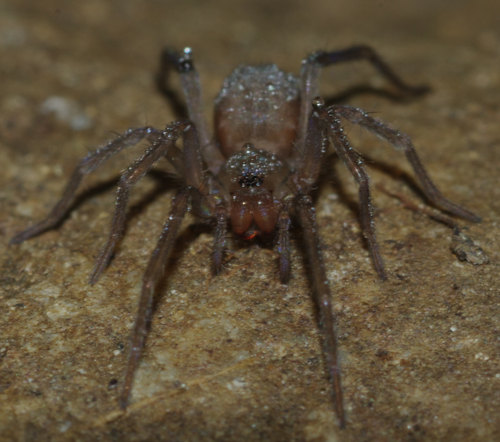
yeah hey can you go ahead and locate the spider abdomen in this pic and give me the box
[214,65,300,159]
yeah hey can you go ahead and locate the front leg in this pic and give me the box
[90,121,198,284]
[119,119,210,409]
[10,126,160,244]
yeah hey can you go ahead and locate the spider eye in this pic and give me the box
[238,174,264,188]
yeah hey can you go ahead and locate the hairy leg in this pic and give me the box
[90,121,199,284]
[296,195,345,428]
[160,47,225,172]
[10,127,161,245]
[333,105,481,223]
[297,45,428,152]
[294,100,329,186]
[312,99,386,279]
[277,211,291,284]
[119,189,190,409]
[212,203,228,275]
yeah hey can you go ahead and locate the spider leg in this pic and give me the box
[180,122,227,276]
[294,100,383,280]
[290,113,346,425]
[212,203,228,275]
[308,46,429,96]
[90,121,198,284]
[296,194,345,428]
[120,119,208,409]
[311,100,387,280]
[119,188,190,410]
[160,47,225,172]
[294,99,329,187]
[10,126,161,245]
[331,105,481,223]
[277,211,291,284]
[297,45,428,152]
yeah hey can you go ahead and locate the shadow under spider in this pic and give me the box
[144,222,214,340]
[323,151,426,218]
[360,152,436,207]
[317,144,447,263]
[46,169,180,269]
[156,52,189,119]
[325,83,430,107]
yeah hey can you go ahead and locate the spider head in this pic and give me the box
[218,144,287,238]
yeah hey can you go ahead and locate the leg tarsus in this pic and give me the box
[358,180,387,280]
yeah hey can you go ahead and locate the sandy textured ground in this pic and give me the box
[1,1,499,441]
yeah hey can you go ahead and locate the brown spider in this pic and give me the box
[11,46,480,427]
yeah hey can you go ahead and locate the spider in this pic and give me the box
[11,46,480,428]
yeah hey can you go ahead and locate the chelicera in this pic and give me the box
[11,46,480,427]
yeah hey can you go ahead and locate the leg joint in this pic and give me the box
[162,47,194,73]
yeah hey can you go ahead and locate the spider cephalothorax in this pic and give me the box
[11,46,480,427]
[217,144,287,238]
